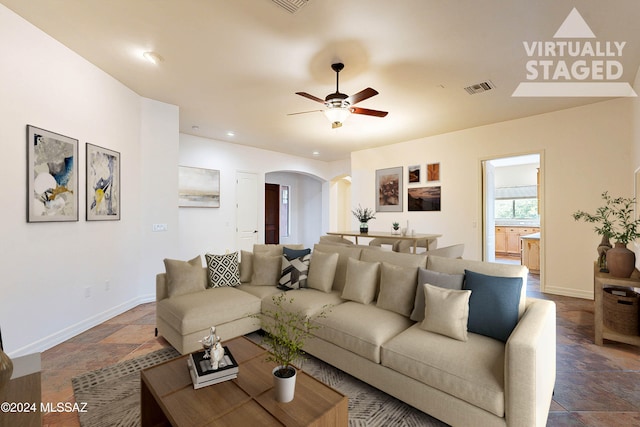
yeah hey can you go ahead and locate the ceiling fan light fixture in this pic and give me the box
[323,107,351,128]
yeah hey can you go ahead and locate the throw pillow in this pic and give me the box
[410,268,465,322]
[464,269,523,342]
[163,255,207,297]
[239,250,253,283]
[283,246,311,259]
[376,262,419,317]
[205,252,240,288]
[420,283,471,341]
[341,258,380,304]
[279,252,311,290]
[251,253,282,286]
[307,250,339,293]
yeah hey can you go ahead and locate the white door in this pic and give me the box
[236,171,259,251]
[483,161,496,262]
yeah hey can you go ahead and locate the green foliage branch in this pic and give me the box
[572,191,640,245]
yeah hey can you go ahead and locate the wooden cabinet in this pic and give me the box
[594,265,640,347]
[521,235,540,273]
[495,226,539,256]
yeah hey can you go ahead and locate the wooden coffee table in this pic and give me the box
[141,336,348,426]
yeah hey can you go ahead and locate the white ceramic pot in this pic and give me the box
[272,366,297,403]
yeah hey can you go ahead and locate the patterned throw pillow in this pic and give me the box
[205,252,241,288]
[278,250,311,290]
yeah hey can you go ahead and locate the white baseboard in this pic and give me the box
[8,296,152,358]
[543,285,593,300]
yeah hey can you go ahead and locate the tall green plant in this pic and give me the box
[573,191,640,245]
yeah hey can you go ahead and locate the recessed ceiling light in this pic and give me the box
[226,131,235,137]
[192,125,199,131]
[142,51,163,65]
[312,151,320,156]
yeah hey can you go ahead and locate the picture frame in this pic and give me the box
[408,186,441,211]
[27,125,79,222]
[427,162,440,182]
[86,143,121,221]
[408,165,421,183]
[179,166,220,208]
[376,167,403,212]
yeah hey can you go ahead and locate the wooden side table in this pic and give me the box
[0,353,42,427]
[594,264,640,347]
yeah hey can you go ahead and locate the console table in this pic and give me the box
[326,231,442,253]
[593,264,640,347]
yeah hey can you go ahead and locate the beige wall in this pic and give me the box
[351,98,634,299]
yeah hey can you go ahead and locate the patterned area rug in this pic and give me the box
[72,337,448,427]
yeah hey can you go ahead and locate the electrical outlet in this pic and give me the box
[105,280,110,291]
[152,223,168,232]
[84,287,91,298]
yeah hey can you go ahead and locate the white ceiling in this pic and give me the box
[3,0,639,161]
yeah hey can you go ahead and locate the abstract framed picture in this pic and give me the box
[408,165,421,183]
[27,125,79,222]
[178,166,220,208]
[408,186,441,211]
[376,166,403,212]
[86,143,121,221]
[427,162,440,181]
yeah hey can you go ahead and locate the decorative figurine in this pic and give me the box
[199,326,217,359]
[210,340,225,370]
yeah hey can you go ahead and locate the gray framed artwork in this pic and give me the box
[376,166,403,212]
[178,166,220,207]
[27,125,79,222]
[86,143,121,221]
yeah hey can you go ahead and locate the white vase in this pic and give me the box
[272,366,297,403]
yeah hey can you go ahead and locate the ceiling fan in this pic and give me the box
[290,63,388,129]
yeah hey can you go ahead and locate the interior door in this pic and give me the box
[483,160,496,262]
[265,183,280,244]
[236,172,259,251]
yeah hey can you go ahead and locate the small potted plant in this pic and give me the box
[256,294,329,402]
[573,191,640,277]
[392,221,400,235]
[352,204,376,234]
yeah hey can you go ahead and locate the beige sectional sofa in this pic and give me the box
[156,243,556,427]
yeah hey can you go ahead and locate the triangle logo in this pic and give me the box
[553,8,595,38]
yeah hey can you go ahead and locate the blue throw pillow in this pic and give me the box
[283,247,311,259]
[463,269,523,342]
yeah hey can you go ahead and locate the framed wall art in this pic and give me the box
[427,162,440,181]
[86,143,121,221]
[27,125,79,222]
[376,166,403,212]
[178,166,220,208]
[408,186,441,211]
[408,165,421,183]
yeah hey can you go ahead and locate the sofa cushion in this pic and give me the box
[163,256,207,297]
[381,324,506,417]
[376,262,418,317]
[236,284,283,300]
[205,252,240,288]
[410,268,465,322]
[251,252,282,286]
[157,286,261,335]
[312,244,363,292]
[278,252,311,290]
[313,301,413,363]
[341,258,380,304]
[420,284,471,341]
[464,269,523,342]
[427,255,527,319]
[307,250,339,293]
[261,289,344,318]
[239,250,253,283]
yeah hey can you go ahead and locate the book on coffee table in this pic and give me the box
[187,346,239,389]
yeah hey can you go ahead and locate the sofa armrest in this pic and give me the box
[156,273,169,302]
[505,298,556,427]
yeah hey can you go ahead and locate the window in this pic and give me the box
[280,185,290,237]
[495,198,538,219]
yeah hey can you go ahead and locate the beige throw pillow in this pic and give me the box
[251,253,282,286]
[164,255,207,297]
[420,283,471,341]
[239,250,253,283]
[376,262,419,317]
[341,258,380,304]
[307,250,339,293]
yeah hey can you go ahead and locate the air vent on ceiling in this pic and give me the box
[271,0,309,13]
[464,80,496,95]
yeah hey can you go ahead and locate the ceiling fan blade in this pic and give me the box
[287,109,323,116]
[347,87,379,105]
[351,107,388,117]
[295,92,325,104]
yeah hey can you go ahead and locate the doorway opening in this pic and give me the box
[482,153,543,284]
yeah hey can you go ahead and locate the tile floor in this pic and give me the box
[39,275,640,427]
